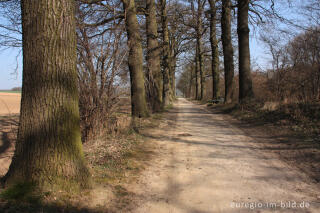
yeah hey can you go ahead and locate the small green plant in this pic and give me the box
[0,182,42,204]
[152,113,162,120]
[164,104,173,111]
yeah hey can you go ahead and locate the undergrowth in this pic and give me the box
[208,100,320,141]
[0,113,162,212]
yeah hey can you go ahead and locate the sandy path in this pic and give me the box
[129,98,320,213]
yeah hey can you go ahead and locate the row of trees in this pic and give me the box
[0,0,180,140]
[76,0,178,139]
[0,0,190,193]
[177,0,320,104]
[176,0,255,103]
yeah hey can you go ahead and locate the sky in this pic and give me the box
[0,28,270,91]
[0,0,308,90]
[0,47,22,90]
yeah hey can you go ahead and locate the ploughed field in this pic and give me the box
[0,92,20,176]
[0,92,21,116]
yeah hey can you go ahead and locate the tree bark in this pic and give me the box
[237,0,254,102]
[221,0,235,103]
[160,0,172,106]
[3,0,90,191]
[146,0,163,112]
[122,0,149,117]
[209,0,220,100]
[197,0,205,100]
[169,27,177,101]
[195,48,201,100]
[189,65,194,98]
[170,54,176,99]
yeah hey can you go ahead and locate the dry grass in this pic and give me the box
[0,107,162,212]
[211,101,320,138]
[0,86,162,212]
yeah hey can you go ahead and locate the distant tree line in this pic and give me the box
[11,87,21,91]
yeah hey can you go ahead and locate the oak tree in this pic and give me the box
[122,0,149,117]
[221,0,235,103]
[3,0,90,191]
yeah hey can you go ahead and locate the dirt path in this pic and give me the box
[129,98,320,213]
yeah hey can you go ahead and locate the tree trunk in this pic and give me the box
[3,0,90,191]
[189,65,194,98]
[197,0,205,100]
[170,55,176,99]
[221,0,235,103]
[237,0,254,102]
[209,0,220,100]
[195,48,201,100]
[197,43,204,100]
[122,0,149,117]
[146,0,163,112]
[160,0,171,106]
[169,29,177,101]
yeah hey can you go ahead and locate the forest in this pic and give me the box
[0,0,319,212]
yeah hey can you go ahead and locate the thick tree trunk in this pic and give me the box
[3,0,90,191]
[238,0,254,102]
[146,0,163,112]
[170,55,176,99]
[195,49,201,100]
[160,0,171,106]
[209,0,220,100]
[197,42,204,100]
[169,30,177,100]
[123,0,149,117]
[189,66,194,98]
[197,0,205,100]
[221,0,235,103]
[190,0,201,100]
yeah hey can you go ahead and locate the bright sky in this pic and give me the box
[0,47,22,90]
[0,32,271,90]
[0,0,309,90]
